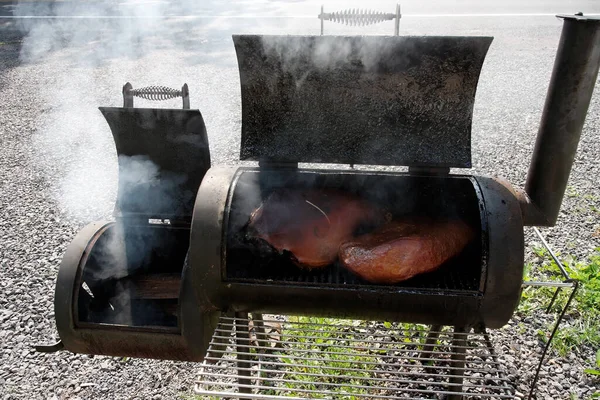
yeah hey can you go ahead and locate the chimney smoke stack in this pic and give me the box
[523,14,600,226]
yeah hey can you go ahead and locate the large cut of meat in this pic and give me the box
[338,218,474,284]
[247,189,387,269]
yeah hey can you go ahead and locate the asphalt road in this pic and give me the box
[1,1,600,399]
[0,0,599,16]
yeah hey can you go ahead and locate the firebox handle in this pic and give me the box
[34,340,64,353]
[122,82,191,109]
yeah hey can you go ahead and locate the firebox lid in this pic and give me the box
[233,35,493,168]
[99,107,211,221]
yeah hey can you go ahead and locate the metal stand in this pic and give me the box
[419,324,442,362]
[522,227,579,400]
[197,316,514,398]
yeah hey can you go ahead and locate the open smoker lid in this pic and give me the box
[234,35,492,168]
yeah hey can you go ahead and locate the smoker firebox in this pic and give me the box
[52,84,220,361]
[75,222,188,329]
[54,221,219,361]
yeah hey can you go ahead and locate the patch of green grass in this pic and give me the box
[566,186,580,198]
[532,245,548,259]
[539,317,600,357]
[178,395,201,400]
[573,205,589,215]
[520,247,600,361]
[566,241,578,251]
[270,316,378,398]
[0,40,22,46]
[189,317,439,399]
[584,349,600,377]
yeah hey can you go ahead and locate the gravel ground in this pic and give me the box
[1,4,600,399]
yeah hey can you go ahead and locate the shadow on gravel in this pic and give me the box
[0,21,24,90]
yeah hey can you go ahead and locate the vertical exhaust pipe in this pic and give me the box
[523,14,600,226]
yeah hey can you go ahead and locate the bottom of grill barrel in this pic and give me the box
[194,316,517,399]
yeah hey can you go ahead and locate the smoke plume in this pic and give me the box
[14,0,249,223]
[15,1,416,225]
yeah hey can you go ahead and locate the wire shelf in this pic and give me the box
[194,315,516,399]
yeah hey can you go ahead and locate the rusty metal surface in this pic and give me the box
[100,107,211,221]
[233,35,492,168]
[189,166,241,313]
[524,15,600,226]
[55,221,112,356]
[474,176,524,329]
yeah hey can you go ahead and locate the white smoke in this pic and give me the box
[14,0,246,223]
[14,1,415,224]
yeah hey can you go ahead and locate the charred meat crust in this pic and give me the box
[339,218,474,284]
[246,188,388,269]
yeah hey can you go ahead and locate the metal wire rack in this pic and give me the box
[194,229,576,400]
[194,315,516,399]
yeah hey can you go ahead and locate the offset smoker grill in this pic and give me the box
[189,15,600,398]
[40,12,600,400]
[190,16,600,329]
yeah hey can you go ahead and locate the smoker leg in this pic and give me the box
[419,324,442,363]
[235,312,252,397]
[474,323,497,360]
[447,326,468,400]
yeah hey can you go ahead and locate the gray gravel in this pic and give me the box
[2,2,600,399]
[492,314,600,399]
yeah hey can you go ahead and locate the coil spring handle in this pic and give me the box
[122,82,190,109]
[318,4,401,35]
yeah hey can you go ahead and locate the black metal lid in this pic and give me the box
[234,35,492,168]
[100,107,211,221]
[556,13,600,22]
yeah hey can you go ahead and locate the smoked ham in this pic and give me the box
[247,189,387,269]
[339,218,474,284]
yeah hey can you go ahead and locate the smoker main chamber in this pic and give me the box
[192,167,523,329]
[44,12,600,398]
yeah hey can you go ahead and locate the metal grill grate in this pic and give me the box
[226,259,481,293]
[195,316,516,399]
